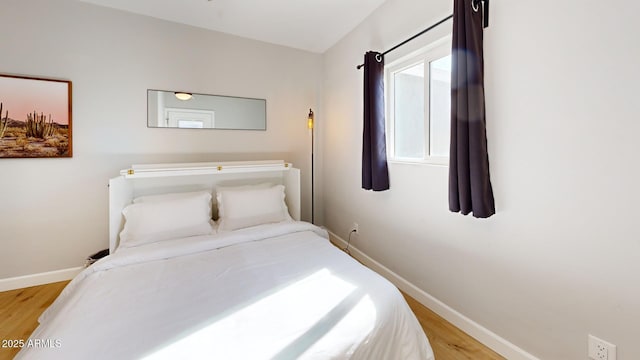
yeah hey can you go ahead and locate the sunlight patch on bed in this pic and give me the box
[143,268,377,359]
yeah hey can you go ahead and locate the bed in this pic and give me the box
[16,160,434,360]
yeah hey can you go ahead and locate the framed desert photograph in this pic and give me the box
[0,74,72,158]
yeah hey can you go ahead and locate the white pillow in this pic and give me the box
[119,192,214,248]
[133,191,212,204]
[133,191,213,218]
[215,183,273,219]
[217,184,292,231]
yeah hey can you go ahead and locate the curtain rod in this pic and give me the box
[356,15,452,70]
[356,0,489,70]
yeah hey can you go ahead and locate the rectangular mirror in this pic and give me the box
[147,89,266,130]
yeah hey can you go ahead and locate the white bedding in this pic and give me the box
[17,222,434,360]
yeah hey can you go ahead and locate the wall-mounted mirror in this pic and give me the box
[147,89,266,130]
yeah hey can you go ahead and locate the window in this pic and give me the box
[387,41,451,164]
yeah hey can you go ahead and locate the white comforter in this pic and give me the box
[17,222,434,360]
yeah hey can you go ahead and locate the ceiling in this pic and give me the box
[78,0,387,53]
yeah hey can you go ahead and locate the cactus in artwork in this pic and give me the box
[0,102,8,139]
[25,111,56,139]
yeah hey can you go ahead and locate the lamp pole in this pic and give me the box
[308,109,314,224]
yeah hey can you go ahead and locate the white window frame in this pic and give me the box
[386,37,451,166]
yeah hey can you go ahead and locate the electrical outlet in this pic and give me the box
[351,222,359,233]
[588,335,616,360]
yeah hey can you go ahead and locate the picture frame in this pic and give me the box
[0,74,72,158]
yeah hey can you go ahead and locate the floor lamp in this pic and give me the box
[307,109,314,224]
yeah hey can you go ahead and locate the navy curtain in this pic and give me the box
[449,0,495,218]
[362,51,390,191]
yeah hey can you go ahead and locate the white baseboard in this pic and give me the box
[328,231,539,360]
[0,267,83,292]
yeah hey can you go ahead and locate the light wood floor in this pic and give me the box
[403,293,504,360]
[0,280,503,360]
[0,281,68,360]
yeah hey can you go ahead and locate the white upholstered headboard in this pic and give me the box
[108,160,300,253]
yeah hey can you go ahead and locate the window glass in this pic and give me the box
[429,54,451,157]
[393,62,425,159]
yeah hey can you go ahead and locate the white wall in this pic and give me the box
[0,0,321,278]
[320,0,640,359]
